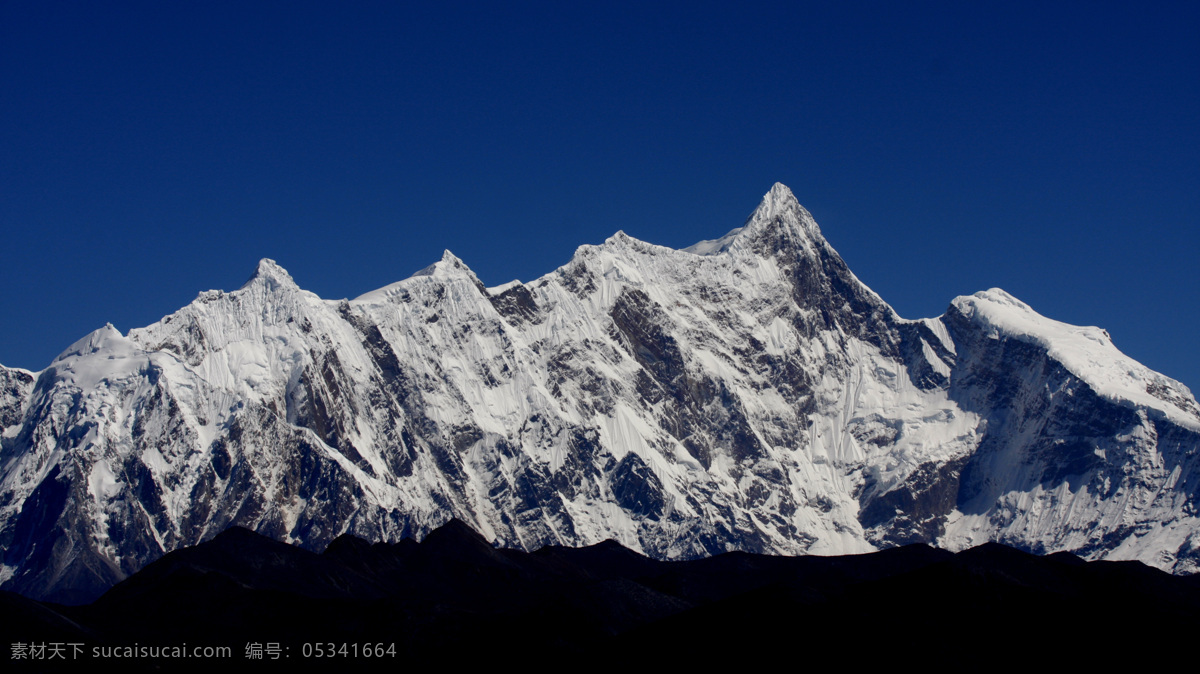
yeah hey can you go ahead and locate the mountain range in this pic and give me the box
[2,183,1198,603]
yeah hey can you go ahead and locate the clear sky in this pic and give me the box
[2,2,1197,388]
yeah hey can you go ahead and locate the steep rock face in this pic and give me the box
[1,184,1198,603]
[935,292,1200,571]
[0,366,34,432]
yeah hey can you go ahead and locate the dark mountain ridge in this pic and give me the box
[4,520,1196,669]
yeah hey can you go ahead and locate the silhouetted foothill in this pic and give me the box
[3,521,1195,669]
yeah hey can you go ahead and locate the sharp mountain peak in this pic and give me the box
[240,257,299,292]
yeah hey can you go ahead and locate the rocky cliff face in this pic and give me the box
[2,183,1198,603]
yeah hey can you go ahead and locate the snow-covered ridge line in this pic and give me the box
[952,289,1200,430]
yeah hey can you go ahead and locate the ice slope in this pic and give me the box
[1,183,1198,602]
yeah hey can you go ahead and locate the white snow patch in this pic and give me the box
[88,460,121,501]
[684,227,744,256]
[487,280,524,295]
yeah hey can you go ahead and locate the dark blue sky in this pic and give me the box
[2,2,1197,388]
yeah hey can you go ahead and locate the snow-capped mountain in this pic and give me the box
[2,183,1198,602]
